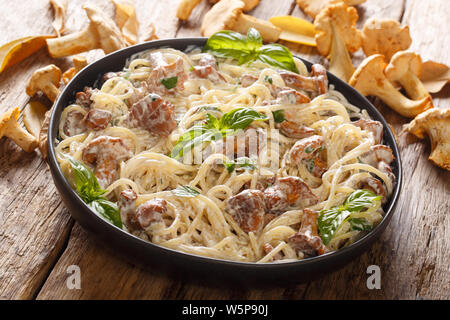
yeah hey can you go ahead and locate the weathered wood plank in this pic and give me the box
[0,0,448,300]
[0,0,180,299]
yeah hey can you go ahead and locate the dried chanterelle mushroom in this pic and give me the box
[201,0,281,43]
[405,108,450,170]
[349,54,433,118]
[361,18,412,61]
[26,64,62,102]
[296,0,366,19]
[0,107,38,152]
[385,51,431,102]
[314,2,361,82]
[46,3,126,58]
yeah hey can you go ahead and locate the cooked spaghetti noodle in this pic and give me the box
[56,47,395,263]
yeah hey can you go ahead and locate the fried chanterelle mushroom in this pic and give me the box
[349,54,433,118]
[201,0,281,42]
[361,18,412,61]
[314,2,361,81]
[405,108,450,170]
[46,3,126,58]
[26,64,62,102]
[0,108,38,152]
[296,0,366,19]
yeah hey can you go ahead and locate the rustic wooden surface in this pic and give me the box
[0,0,448,300]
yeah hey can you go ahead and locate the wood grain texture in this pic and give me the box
[0,0,448,300]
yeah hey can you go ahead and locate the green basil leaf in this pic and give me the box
[66,157,122,229]
[172,185,201,197]
[272,109,285,123]
[203,28,297,73]
[203,30,252,63]
[219,108,268,130]
[170,126,218,159]
[344,189,381,212]
[205,113,220,130]
[318,189,382,245]
[89,199,122,228]
[161,76,178,89]
[171,108,267,159]
[257,44,299,73]
[225,157,256,173]
[348,218,373,231]
[246,27,263,50]
[318,208,352,245]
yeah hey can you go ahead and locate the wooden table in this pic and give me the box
[0,0,448,300]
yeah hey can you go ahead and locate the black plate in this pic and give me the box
[47,38,402,286]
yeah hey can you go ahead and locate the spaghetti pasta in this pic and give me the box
[56,46,395,263]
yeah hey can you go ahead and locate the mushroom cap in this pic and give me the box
[26,64,62,97]
[385,50,422,81]
[406,108,450,170]
[361,18,412,61]
[201,0,245,37]
[82,3,126,54]
[314,2,362,57]
[349,54,386,96]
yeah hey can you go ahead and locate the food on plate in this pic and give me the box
[349,54,433,118]
[405,108,450,170]
[296,0,366,19]
[50,0,68,37]
[46,3,126,58]
[0,107,38,152]
[361,18,412,61]
[201,0,281,42]
[314,2,361,82]
[111,0,139,46]
[385,51,431,101]
[62,56,88,84]
[55,29,396,262]
[26,64,62,102]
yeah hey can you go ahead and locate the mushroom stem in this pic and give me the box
[43,83,61,102]
[365,74,432,118]
[3,120,38,152]
[398,71,429,100]
[233,14,281,43]
[47,26,97,58]
[328,23,355,82]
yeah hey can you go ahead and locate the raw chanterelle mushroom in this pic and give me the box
[296,0,366,19]
[62,56,88,84]
[361,18,412,61]
[385,51,431,102]
[201,0,281,43]
[0,107,38,152]
[314,2,361,82]
[46,3,126,58]
[405,108,450,170]
[209,0,260,12]
[177,0,202,21]
[26,64,61,102]
[349,54,433,118]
